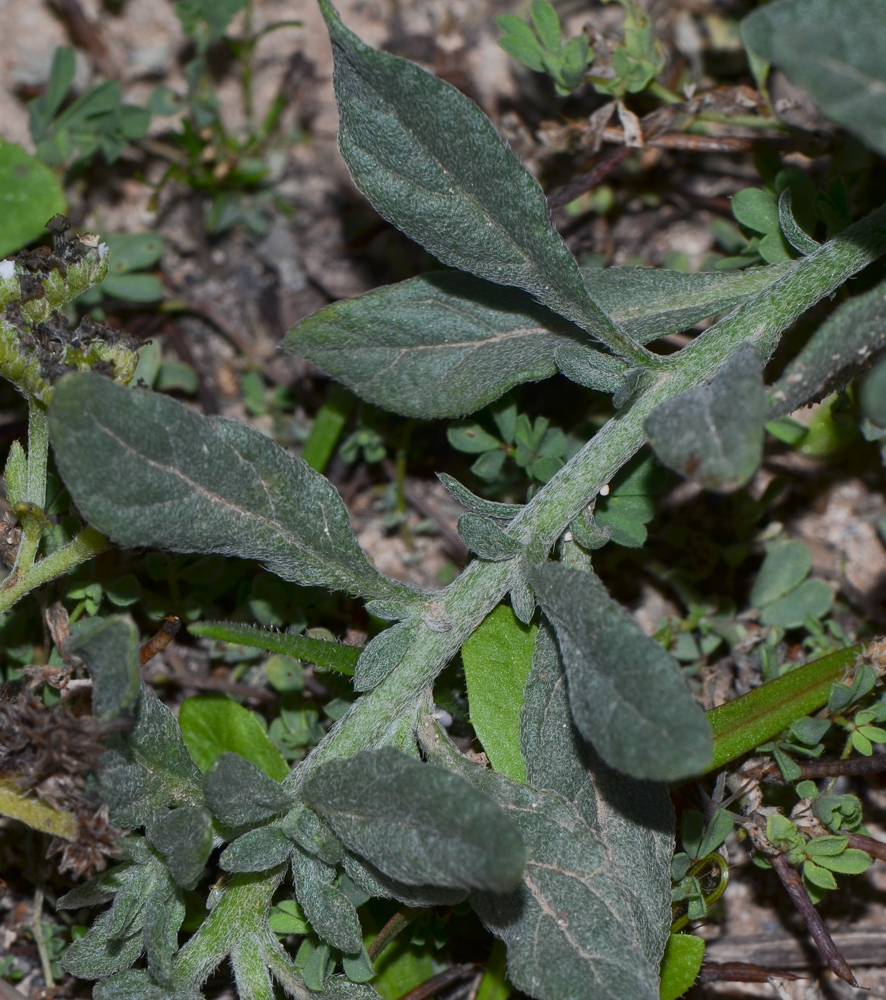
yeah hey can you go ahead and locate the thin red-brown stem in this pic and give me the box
[367,906,427,962]
[757,753,886,782]
[399,965,479,1000]
[847,833,886,864]
[699,962,800,983]
[770,853,859,988]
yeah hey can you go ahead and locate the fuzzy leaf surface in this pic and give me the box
[520,625,674,968]
[65,614,141,719]
[220,827,293,873]
[287,264,793,418]
[529,563,711,780]
[48,372,404,600]
[146,806,214,889]
[316,0,622,345]
[769,278,886,416]
[742,0,886,157]
[354,619,418,693]
[291,848,364,954]
[645,344,766,492]
[202,752,292,828]
[96,687,203,829]
[302,747,525,891]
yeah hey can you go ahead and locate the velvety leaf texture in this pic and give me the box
[220,827,293,873]
[146,806,214,889]
[302,747,525,891]
[64,614,141,719]
[457,514,523,561]
[96,687,203,830]
[521,625,673,971]
[742,0,886,157]
[769,278,886,416]
[202,752,292,828]
[645,344,766,492]
[286,272,612,419]
[48,372,404,600]
[286,263,794,419]
[416,727,666,1000]
[317,0,621,345]
[341,849,468,908]
[529,563,711,780]
[291,848,364,954]
[353,618,418,692]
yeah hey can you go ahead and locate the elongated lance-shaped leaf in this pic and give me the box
[316,0,645,363]
[521,625,673,971]
[188,621,362,675]
[302,747,525,891]
[645,343,766,493]
[291,848,363,954]
[742,0,886,157]
[287,263,793,418]
[769,277,886,416]
[529,562,711,780]
[48,372,408,601]
[419,719,666,1000]
[287,271,625,418]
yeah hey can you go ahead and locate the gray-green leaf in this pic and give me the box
[316,0,628,350]
[529,563,711,780]
[510,624,673,997]
[220,827,293,873]
[302,747,525,891]
[742,0,886,157]
[146,806,213,889]
[457,514,523,561]
[48,372,404,601]
[292,849,364,954]
[65,614,141,719]
[286,272,616,418]
[353,619,418,693]
[769,278,886,416]
[203,752,292,828]
[645,344,766,492]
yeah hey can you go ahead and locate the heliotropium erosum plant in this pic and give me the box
[3,0,886,997]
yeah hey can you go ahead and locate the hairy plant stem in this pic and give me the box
[287,202,886,786]
[0,528,107,614]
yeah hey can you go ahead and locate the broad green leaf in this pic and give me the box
[645,344,766,492]
[520,625,673,964]
[102,273,166,302]
[64,614,141,719]
[146,806,213,888]
[302,747,525,892]
[179,696,289,780]
[291,849,363,954]
[221,827,292,873]
[770,278,886,416]
[531,1,562,54]
[49,372,404,601]
[370,933,437,1000]
[750,539,812,607]
[529,563,711,780]
[0,141,66,257]
[660,935,705,1000]
[759,578,832,628]
[188,621,361,675]
[354,619,418,692]
[63,912,145,980]
[814,848,872,875]
[315,0,627,350]
[731,188,779,235]
[462,605,537,782]
[742,0,886,157]
[286,272,610,419]
[104,232,165,273]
